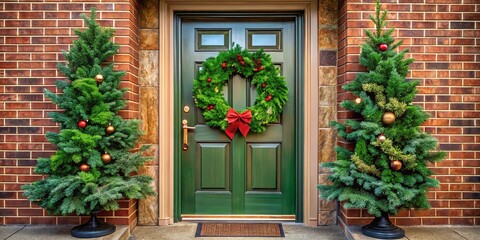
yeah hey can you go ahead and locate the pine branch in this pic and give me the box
[362,83,386,108]
[372,139,416,168]
[370,0,388,39]
[351,154,381,177]
[384,98,407,117]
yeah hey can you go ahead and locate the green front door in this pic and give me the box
[179,17,297,217]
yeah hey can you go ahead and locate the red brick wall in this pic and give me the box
[337,0,479,227]
[1,0,479,228]
[0,0,140,228]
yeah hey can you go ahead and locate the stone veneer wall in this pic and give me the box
[0,0,141,229]
[317,0,339,226]
[336,0,479,229]
[137,0,160,225]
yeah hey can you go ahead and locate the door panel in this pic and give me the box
[181,18,296,216]
[198,143,229,189]
[247,143,280,190]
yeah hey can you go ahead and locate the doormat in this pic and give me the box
[195,223,285,237]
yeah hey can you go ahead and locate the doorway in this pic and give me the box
[174,14,303,221]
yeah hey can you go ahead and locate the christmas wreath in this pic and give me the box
[193,45,288,139]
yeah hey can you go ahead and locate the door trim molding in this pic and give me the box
[158,0,318,227]
[175,13,301,221]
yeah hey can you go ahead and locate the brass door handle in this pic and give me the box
[182,119,196,151]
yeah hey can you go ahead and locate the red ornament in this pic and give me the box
[207,104,215,110]
[79,163,90,172]
[261,83,267,88]
[240,61,245,66]
[77,120,87,128]
[265,95,272,101]
[379,43,388,52]
[207,78,212,83]
[237,54,243,61]
[221,62,227,68]
[259,66,264,71]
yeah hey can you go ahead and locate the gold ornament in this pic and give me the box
[105,125,115,134]
[101,153,112,164]
[382,112,396,125]
[354,97,362,104]
[378,134,386,142]
[390,160,402,171]
[95,74,104,83]
[79,163,90,172]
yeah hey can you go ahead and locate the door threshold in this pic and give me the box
[181,214,296,221]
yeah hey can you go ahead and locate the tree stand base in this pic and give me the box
[361,213,405,239]
[71,211,116,238]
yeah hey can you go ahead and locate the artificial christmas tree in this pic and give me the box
[22,9,155,238]
[318,1,445,239]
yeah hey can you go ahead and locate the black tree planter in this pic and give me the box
[361,212,405,239]
[71,210,116,238]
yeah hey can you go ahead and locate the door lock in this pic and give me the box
[182,119,196,151]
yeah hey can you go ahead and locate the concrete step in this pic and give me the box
[0,225,129,240]
[346,225,480,240]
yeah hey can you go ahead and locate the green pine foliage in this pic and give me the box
[22,9,155,216]
[318,0,445,217]
[193,44,288,133]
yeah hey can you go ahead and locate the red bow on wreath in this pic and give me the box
[225,108,252,139]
